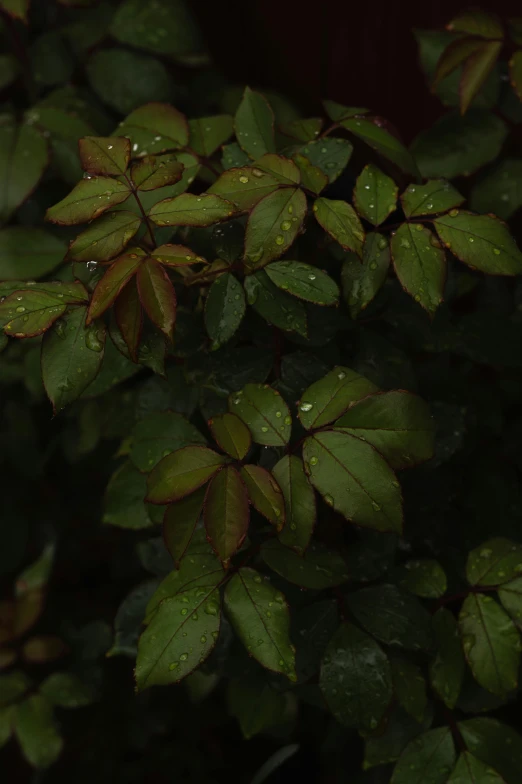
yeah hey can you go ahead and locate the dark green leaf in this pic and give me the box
[0,123,48,222]
[130,412,205,472]
[498,577,522,627]
[298,366,378,430]
[458,718,522,784]
[0,290,66,338]
[130,154,184,191]
[354,164,398,226]
[14,696,63,769]
[0,671,31,708]
[39,673,93,708]
[87,251,143,323]
[110,0,204,59]
[163,489,205,567]
[255,154,301,185]
[188,115,233,157]
[430,610,465,707]
[221,142,250,170]
[0,228,66,280]
[391,656,427,722]
[204,465,249,563]
[240,465,285,527]
[234,87,275,159]
[293,153,329,195]
[46,177,131,225]
[294,138,353,183]
[391,223,445,314]
[395,559,447,599]
[323,101,369,121]
[460,42,502,115]
[261,539,348,589]
[466,539,522,586]
[341,232,391,318]
[107,580,158,658]
[68,212,142,262]
[87,49,171,115]
[364,706,434,769]
[341,117,419,176]
[280,117,323,142]
[79,136,130,176]
[209,413,251,460]
[390,727,455,784]
[146,446,225,504]
[228,675,284,739]
[294,600,339,681]
[149,192,235,227]
[433,38,486,87]
[204,272,246,349]
[114,277,142,361]
[117,102,189,154]
[313,197,365,257]
[208,166,280,211]
[228,383,291,446]
[447,752,505,783]
[244,187,307,270]
[137,257,176,340]
[265,261,339,306]
[273,454,316,554]
[244,270,308,336]
[103,460,153,529]
[401,180,464,218]
[469,159,522,220]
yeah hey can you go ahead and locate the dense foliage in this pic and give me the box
[3,2,522,782]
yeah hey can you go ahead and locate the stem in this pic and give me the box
[443,707,466,752]
[431,584,498,614]
[124,174,156,248]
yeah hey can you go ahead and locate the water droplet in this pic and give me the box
[493,248,501,255]
[85,327,103,352]
[415,223,424,232]
[308,273,316,281]
[179,653,188,661]
[261,426,268,433]
[15,306,25,313]
[337,371,346,380]
[284,416,292,425]
[400,238,411,249]
[180,608,188,616]
[369,261,377,270]
[252,168,264,178]
[239,175,249,184]
[200,635,207,644]
[468,237,474,243]
[378,237,387,250]
[253,574,262,584]
[310,456,318,466]
[449,209,459,217]
[275,411,282,418]
[300,402,313,412]
[205,601,219,616]
[266,610,272,618]
[275,235,285,246]
[371,501,381,511]
[324,494,334,506]
[168,662,178,671]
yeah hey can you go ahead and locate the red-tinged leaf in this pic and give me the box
[163,488,205,567]
[148,193,235,227]
[509,50,522,103]
[447,10,503,39]
[136,257,176,340]
[209,412,251,460]
[273,455,316,554]
[67,211,142,262]
[87,251,144,324]
[433,37,485,87]
[79,136,130,176]
[255,154,300,185]
[313,197,365,257]
[0,290,66,338]
[117,102,189,152]
[0,123,48,222]
[114,276,142,360]
[240,464,285,529]
[460,41,502,114]
[130,154,184,191]
[46,177,131,225]
[146,446,226,504]
[204,465,249,564]
[151,244,205,267]
[1,0,29,22]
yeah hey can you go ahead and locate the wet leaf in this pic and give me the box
[204,272,246,349]
[295,137,352,183]
[240,465,284,528]
[234,87,275,159]
[137,257,176,340]
[273,455,316,554]
[458,718,522,783]
[313,197,365,257]
[107,580,158,658]
[208,166,280,211]
[401,180,464,218]
[434,211,522,275]
[117,102,189,154]
[87,251,143,323]
[391,223,445,314]
[0,290,66,339]
[341,117,419,176]
[244,270,308,336]
[261,539,348,589]
[209,412,251,460]
[228,383,291,446]
[280,116,323,142]
[146,446,226,504]
[163,489,205,567]
[244,187,307,270]
[265,261,339,306]
[293,153,328,195]
[79,136,130,176]
[188,114,233,157]
[130,154,184,191]
[430,609,465,708]
[354,164,398,226]
[466,539,522,586]
[341,232,391,318]
[204,465,249,563]
[114,277,142,360]
[0,123,48,221]
[87,48,171,115]
[255,154,300,185]
[46,177,131,225]
[498,577,522,628]
[390,727,455,784]
[469,159,522,220]
[130,412,205,472]
[298,366,378,430]
[103,461,153,530]
[0,228,66,280]
[391,656,427,722]
[395,559,447,599]
[447,751,505,783]
[68,212,142,262]
[149,192,235,227]
[110,0,204,60]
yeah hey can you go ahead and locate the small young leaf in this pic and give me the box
[146,446,225,504]
[135,586,220,690]
[68,212,142,262]
[353,164,398,226]
[273,455,316,554]
[313,197,365,257]
[447,751,505,783]
[14,695,63,769]
[228,675,284,740]
[42,306,105,413]
[163,489,205,567]
[401,180,464,218]
[265,261,339,306]
[391,223,446,314]
[204,465,249,564]
[298,366,378,430]
[240,465,285,528]
[244,270,308,336]
[149,192,235,227]
[136,257,176,340]
[431,608,465,709]
[87,251,143,323]
[396,559,447,599]
[209,412,251,460]
[295,137,353,183]
[320,623,392,730]
[234,87,275,159]
[0,123,48,222]
[224,567,296,680]
[79,136,130,176]
[341,117,420,176]
[208,166,280,211]
[390,727,456,784]
[46,177,131,225]
[244,187,307,270]
[114,277,142,360]
[459,594,520,695]
[434,211,522,275]
[261,539,348,589]
[0,227,66,281]
[460,42,502,115]
[130,154,184,191]
[334,390,435,469]
[204,272,246,349]
[0,291,66,338]
[229,383,291,446]
[466,539,522,587]
[341,232,391,318]
[188,115,234,157]
[130,412,205,472]
[390,656,427,723]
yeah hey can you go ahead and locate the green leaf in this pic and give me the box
[68,212,142,263]
[395,559,447,599]
[265,261,339,306]
[79,136,130,176]
[151,244,203,267]
[448,11,504,39]
[244,187,307,270]
[0,0,29,22]
[208,166,280,211]
[320,622,392,730]
[204,465,249,563]
[114,277,142,360]
[130,154,184,191]
[354,164,398,226]
[401,180,464,218]
[130,412,205,472]
[107,580,158,658]
[298,366,378,430]
[14,696,63,769]
[433,38,486,87]
[137,257,176,340]
[390,727,456,784]
[149,192,235,227]
[466,539,522,586]
[135,585,220,690]
[0,705,14,748]
[234,87,275,159]
[391,223,445,314]
[111,0,204,60]
[498,577,522,627]
[294,138,353,183]
[347,584,433,651]
[146,446,226,504]
[391,656,427,723]
[280,116,323,142]
[447,752,505,783]
[335,390,435,469]
[224,567,296,680]
[341,232,391,318]
[364,706,434,769]
[510,51,522,103]
[103,461,153,529]
[87,251,143,323]
[0,227,66,280]
[434,211,522,276]
[460,42,502,115]
[261,539,348,589]
[313,197,365,256]
[240,465,285,528]
[188,115,233,157]
[209,413,251,460]
[204,272,246,349]
[469,159,522,220]
[26,107,95,185]
[411,110,507,179]
[221,142,250,170]
[341,117,419,176]
[431,609,465,708]
[46,177,131,225]
[244,270,308,336]
[459,594,520,696]
[163,489,205,567]
[0,290,66,338]
[87,49,171,115]
[228,383,291,446]
[42,306,105,413]
[323,101,369,122]
[256,154,301,185]
[273,455,316,554]
[117,102,189,154]
[39,673,93,708]
[228,675,284,739]
[0,671,31,708]
[293,153,328,195]
[0,123,48,222]
[458,718,522,784]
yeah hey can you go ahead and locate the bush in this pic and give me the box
[2,3,522,782]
